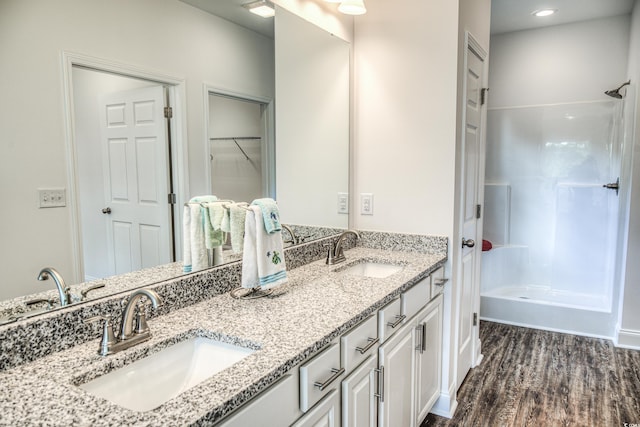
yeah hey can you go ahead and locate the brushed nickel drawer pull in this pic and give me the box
[387,314,406,328]
[314,367,345,391]
[434,278,449,287]
[355,337,379,354]
[374,366,385,402]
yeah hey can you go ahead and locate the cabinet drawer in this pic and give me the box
[402,277,430,320]
[299,343,343,412]
[341,315,378,374]
[430,267,447,299]
[378,298,402,344]
[219,373,300,427]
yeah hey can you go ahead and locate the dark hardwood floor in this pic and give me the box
[422,321,640,427]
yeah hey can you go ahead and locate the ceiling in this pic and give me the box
[491,0,636,35]
[180,0,275,38]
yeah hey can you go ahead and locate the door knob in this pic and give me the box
[101,207,112,214]
[603,177,620,196]
[462,238,475,248]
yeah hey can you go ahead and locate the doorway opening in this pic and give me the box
[63,53,186,284]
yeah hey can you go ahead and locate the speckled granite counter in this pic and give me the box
[0,247,446,426]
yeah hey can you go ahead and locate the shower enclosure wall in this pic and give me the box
[480,100,628,337]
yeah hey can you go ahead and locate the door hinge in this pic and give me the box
[168,193,176,205]
[473,312,478,326]
[476,204,482,219]
[480,88,489,106]
[164,106,173,119]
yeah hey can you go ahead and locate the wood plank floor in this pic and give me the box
[422,321,640,427]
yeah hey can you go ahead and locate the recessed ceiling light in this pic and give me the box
[533,9,557,17]
[243,0,275,18]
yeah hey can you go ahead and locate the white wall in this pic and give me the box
[353,0,460,236]
[488,15,631,108]
[619,0,640,347]
[0,0,274,298]
[274,0,353,43]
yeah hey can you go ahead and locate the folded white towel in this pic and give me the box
[241,205,287,290]
[183,196,217,273]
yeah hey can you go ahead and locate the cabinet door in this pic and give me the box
[378,320,416,427]
[342,355,378,427]
[292,389,341,427]
[414,296,443,425]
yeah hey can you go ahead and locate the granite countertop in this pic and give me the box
[0,247,446,426]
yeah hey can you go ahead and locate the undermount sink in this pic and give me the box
[79,337,255,412]
[337,261,403,278]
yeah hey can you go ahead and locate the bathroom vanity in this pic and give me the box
[0,233,447,426]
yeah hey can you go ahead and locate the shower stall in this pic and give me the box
[480,92,633,337]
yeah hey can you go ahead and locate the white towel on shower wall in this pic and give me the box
[483,184,511,246]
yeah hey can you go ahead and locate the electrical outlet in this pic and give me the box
[337,192,349,214]
[38,188,66,208]
[360,193,373,215]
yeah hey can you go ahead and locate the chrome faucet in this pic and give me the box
[326,230,360,265]
[37,267,72,306]
[83,288,161,356]
[119,288,161,340]
[281,224,298,246]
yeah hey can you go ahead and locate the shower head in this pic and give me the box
[605,80,631,99]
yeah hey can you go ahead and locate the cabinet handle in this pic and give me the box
[355,337,379,354]
[421,322,427,353]
[434,278,449,287]
[374,366,385,403]
[387,314,406,329]
[313,367,345,391]
[415,325,423,352]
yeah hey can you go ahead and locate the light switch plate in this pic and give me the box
[338,192,349,214]
[360,193,373,215]
[38,188,66,208]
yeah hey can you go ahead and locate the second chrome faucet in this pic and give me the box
[326,230,360,265]
[85,288,161,356]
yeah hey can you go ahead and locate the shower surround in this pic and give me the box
[480,101,624,337]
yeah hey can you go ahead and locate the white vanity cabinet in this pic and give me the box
[377,318,417,427]
[341,355,378,427]
[414,295,443,425]
[219,269,445,427]
[377,294,444,427]
[293,389,341,427]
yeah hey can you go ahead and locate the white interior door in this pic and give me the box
[457,37,486,390]
[99,86,172,275]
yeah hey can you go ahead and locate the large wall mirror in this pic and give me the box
[0,0,350,321]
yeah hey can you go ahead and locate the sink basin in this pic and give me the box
[338,262,403,278]
[79,337,255,412]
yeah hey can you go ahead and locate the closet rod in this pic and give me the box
[209,137,261,140]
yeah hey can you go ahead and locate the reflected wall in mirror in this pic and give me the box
[275,6,350,229]
[0,0,350,320]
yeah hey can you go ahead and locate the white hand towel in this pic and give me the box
[183,195,217,273]
[242,205,287,290]
[229,203,248,254]
[183,203,208,273]
[203,202,226,250]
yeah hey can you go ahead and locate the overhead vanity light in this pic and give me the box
[532,9,557,17]
[338,0,367,15]
[243,0,275,18]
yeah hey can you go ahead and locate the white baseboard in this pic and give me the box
[430,382,458,419]
[615,328,640,349]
